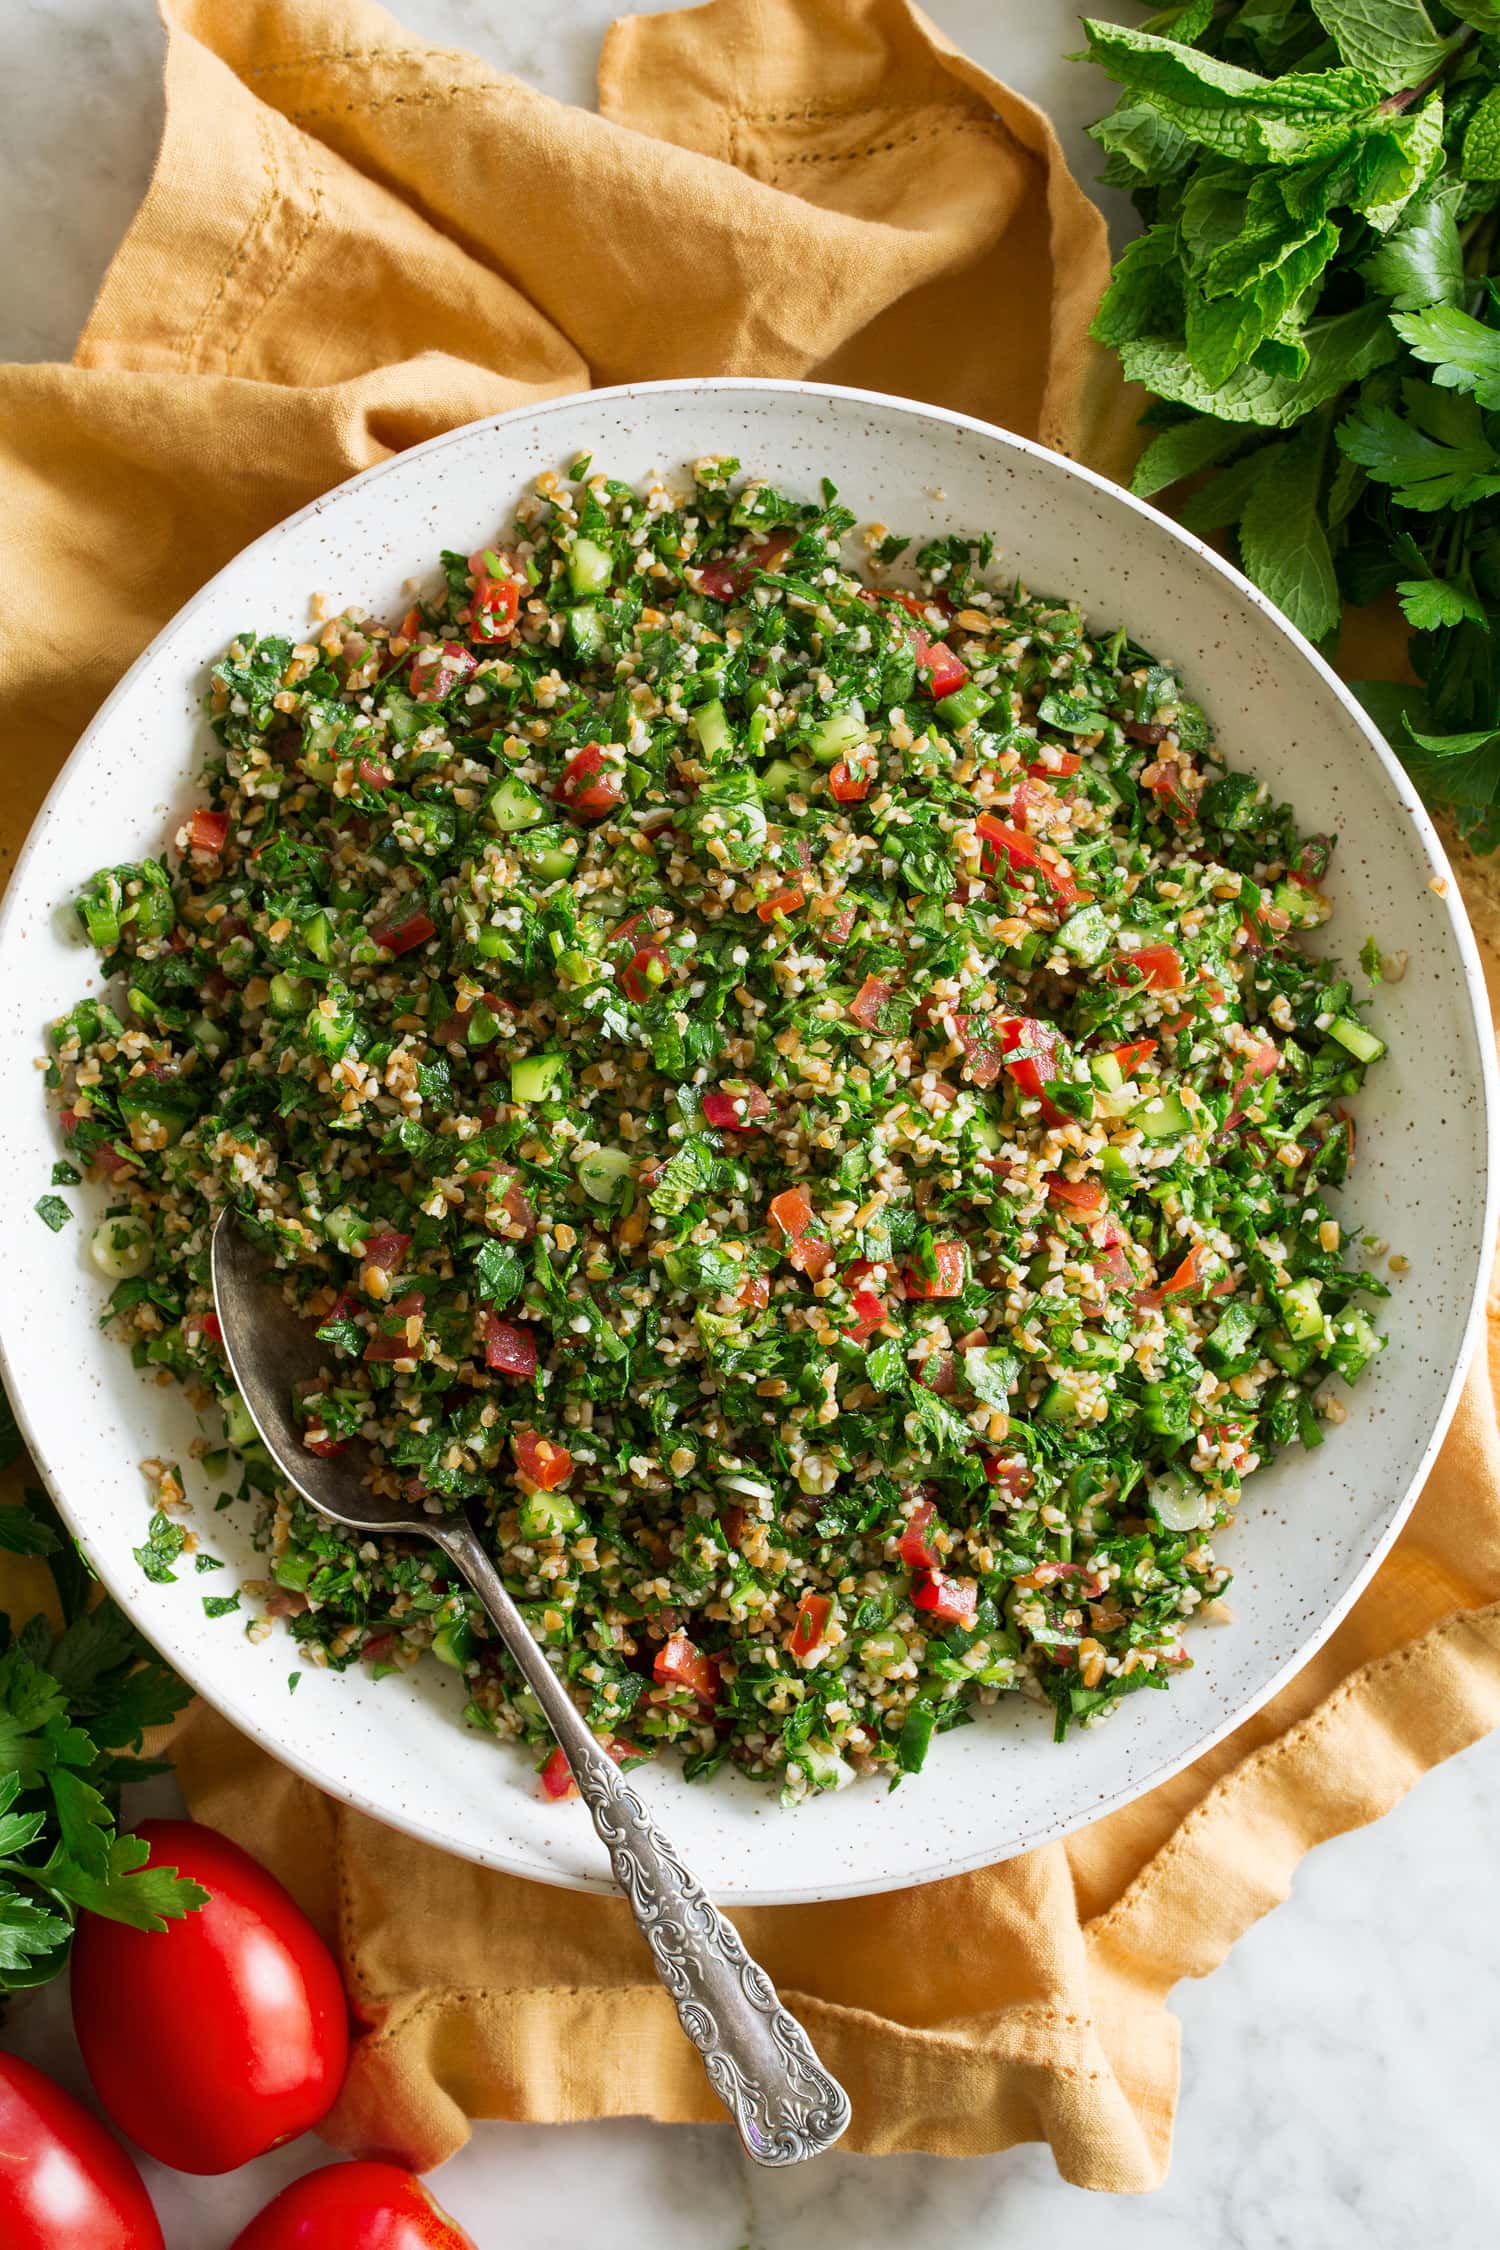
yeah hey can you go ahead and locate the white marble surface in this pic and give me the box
[3,0,1498,2241]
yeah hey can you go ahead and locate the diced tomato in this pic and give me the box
[188,808,230,854]
[844,1286,887,1343]
[981,1454,1035,1504]
[1224,1037,1280,1130]
[361,1229,411,1271]
[849,974,892,1031]
[696,560,743,602]
[1024,751,1082,778]
[904,1240,966,1299]
[769,1187,813,1241]
[184,1309,224,1346]
[556,743,623,821]
[695,529,794,602]
[786,1593,833,1658]
[829,759,869,804]
[911,1570,978,1628]
[355,755,394,791]
[653,1633,720,1705]
[362,1292,425,1362]
[788,1234,835,1280]
[397,604,422,642]
[1046,1174,1105,1216]
[409,642,477,702]
[484,1316,537,1378]
[739,1275,770,1311]
[975,815,1080,909]
[1109,942,1184,994]
[913,633,969,700]
[467,572,522,643]
[1110,1038,1158,1077]
[621,943,670,1004]
[898,1500,940,1570]
[820,900,858,946]
[756,885,805,922]
[539,1746,574,1800]
[1158,1244,1205,1298]
[702,1083,772,1131]
[513,1427,573,1490]
[948,1012,1003,1087]
[371,911,436,956]
[1000,1016,1068,1127]
[303,1433,347,1460]
[916,1349,958,1395]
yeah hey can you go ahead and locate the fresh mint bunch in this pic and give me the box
[0,1485,205,1995]
[1084,1,1500,844]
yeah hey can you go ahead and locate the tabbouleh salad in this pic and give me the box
[46,456,1392,1803]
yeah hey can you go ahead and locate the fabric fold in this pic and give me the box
[0,0,1497,2193]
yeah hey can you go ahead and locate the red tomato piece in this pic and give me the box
[184,1308,224,1346]
[702,1082,772,1131]
[898,1500,940,1570]
[484,1316,537,1378]
[820,899,859,946]
[188,807,230,854]
[1046,1174,1105,1216]
[913,632,969,699]
[620,941,671,1004]
[1110,942,1184,993]
[739,1274,771,1311]
[1024,751,1082,778]
[916,1349,958,1394]
[848,974,892,1031]
[912,1569,979,1628]
[695,529,795,601]
[362,1292,424,1362]
[1000,1016,1068,1126]
[981,1454,1035,1504]
[70,1820,348,2177]
[1224,1037,1280,1129]
[228,2160,477,2250]
[467,571,522,643]
[302,1429,347,1460]
[556,743,624,821]
[371,911,436,956]
[787,1592,833,1658]
[361,1229,411,1271]
[768,1187,813,1241]
[355,755,394,791]
[950,1011,1004,1087]
[513,1427,573,1489]
[904,1239,966,1299]
[409,642,476,703]
[829,758,869,803]
[539,1745,574,1800]
[975,814,1080,909]
[844,1286,887,1343]
[654,1633,721,1704]
[756,884,805,922]
[1111,1038,1158,1076]
[1159,1243,1205,1297]
[787,1234,834,1280]
[0,2053,164,2250]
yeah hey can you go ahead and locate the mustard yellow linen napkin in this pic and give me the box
[3,0,1499,2194]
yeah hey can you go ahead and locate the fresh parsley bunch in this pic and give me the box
[0,1483,206,1996]
[1083,1,1500,843]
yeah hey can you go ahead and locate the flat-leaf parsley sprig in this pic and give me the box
[1082,1,1500,844]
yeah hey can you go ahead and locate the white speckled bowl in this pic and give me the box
[0,381,1492,1903]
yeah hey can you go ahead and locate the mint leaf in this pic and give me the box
[1336,382,1500,510]
[1090,99,1193,185]
[1082,22,1382,164]
[1396,577,1489,629]
[1309,0,1451,94]
[1360,182,1465,308]
[1119,300,1399,425]
[1130,414,1253,496]
[1391,305,1500,406]
[40,1832,210,1932]
[1239,418,1342,641]
[1091,226,1184,347]
[1461,84,1500,180]
[1183,220,1338,387]
[1178,443,1280,530]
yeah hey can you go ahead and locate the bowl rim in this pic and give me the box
[2,374,1494,1903]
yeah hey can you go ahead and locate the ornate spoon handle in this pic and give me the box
[437,1524,851,2165]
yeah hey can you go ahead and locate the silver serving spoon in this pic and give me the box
[209,1208,850,2166]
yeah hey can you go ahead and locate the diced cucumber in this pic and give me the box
[759,757,807,801]
[222,1392,260,1450]
[485,776,546,833]
[1278,1276,1326,1343]
[691,698,734,761]
[519,1593,575,1646]
[191,1014,228,1060]
[1099,1144,1135,1189]
[517,831,581,881]
[1147,1466,1209,1532]
[1273,878,1328,929]
[1326,1307,1385,1383]
[511,1052,567,1104]
[323,1205,370,1253]
[301,909,334,963]
[268,972,310,1018]
[1266,1326,1317,1377]
[568,537,613,597]
[517,1488,583,1540]
[1068,1329,1127,1370]
[1131,1090,1192,1140]
[1328,1015,1385,1065]
[1057,903,1111,965]
[1006,929,1046,971]
[89,1216,153,1281]
[117,1085,195,1145]
[1039,1376,1082,1424]
[935,682,994,731]
[806,706,867,766]
[576,1145,634,1204]
[1092,1052,1125,1094]
[1204,1298,1259,1372]
[564,606,606,663]
[431,1610,477,1670]
[1140,1381,1193,1443]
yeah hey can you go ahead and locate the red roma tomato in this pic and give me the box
[0,2054,163,2250]
[228,2161,476,2250]
[70,1819,349,2176]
